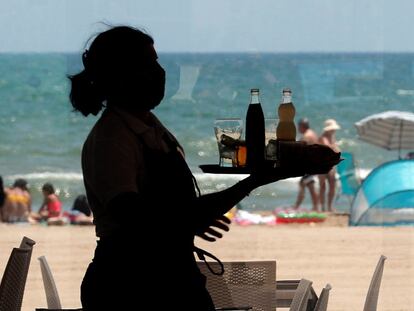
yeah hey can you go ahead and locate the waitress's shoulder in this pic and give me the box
[90,110,137,145]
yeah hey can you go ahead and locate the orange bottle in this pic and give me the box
[276,88,296,141]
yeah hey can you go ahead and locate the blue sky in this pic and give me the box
[1,0,413,52]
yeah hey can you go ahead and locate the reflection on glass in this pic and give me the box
[171,65,200,102]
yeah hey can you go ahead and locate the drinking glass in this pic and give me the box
[214,118,243,166]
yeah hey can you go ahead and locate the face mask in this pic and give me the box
[143,62,166,110]
[112,60,166,111]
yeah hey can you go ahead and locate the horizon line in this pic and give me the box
[2,50,414,55]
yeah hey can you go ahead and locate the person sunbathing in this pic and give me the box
[66,194,93,225]
[2,178,32,223]
[31,183,63,224]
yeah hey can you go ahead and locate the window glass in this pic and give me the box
[1,1,414,310]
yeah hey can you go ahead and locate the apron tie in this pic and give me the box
[194,246,224,276]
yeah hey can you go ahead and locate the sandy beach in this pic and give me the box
[1,214,414,311]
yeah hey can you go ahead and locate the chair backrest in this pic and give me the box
[289,278,313,311]
[313,284,332,311]
[38,256,62,309]
[276,279,318,310]
[0,247,33,311]
[19,236,36,250]
[363,255,387,311]
[197,261,276,311]
[337,152,361,196]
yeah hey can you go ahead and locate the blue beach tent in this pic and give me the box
[350,160,414,226]
[336,152,361,206]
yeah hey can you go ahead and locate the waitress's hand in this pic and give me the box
[195,215,231,242]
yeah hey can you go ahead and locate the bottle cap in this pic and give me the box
[250,88,259,93]
[282,88,292,95]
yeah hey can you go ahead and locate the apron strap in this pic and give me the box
[194,246,224,276]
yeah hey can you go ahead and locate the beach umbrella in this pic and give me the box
[355,110,414,159]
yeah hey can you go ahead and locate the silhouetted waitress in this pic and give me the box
[69,26,333,310]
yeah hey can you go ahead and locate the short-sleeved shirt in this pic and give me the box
[82,107,175,237]
[82,107,214,309]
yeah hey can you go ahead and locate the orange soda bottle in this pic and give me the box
[276,88,296,141]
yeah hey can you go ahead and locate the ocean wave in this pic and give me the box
[6,172,83,181]
[337,138,357,147]
[358,168,371,180]
[195,167,372,187]
[193,172,247,182]
[193,172,301,185]
[6,168,371,185]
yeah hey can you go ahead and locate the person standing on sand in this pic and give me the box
[69,25,337,310]
[292,118,319,211]
[318,119,341,212]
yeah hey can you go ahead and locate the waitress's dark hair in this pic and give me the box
[69,26,154,116]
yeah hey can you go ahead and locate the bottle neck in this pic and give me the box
[281,88,292,104]
[250,92,260,104]
[282,94,292,104]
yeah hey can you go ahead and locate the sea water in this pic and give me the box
[1,52,414,211]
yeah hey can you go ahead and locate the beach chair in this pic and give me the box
[336,151,361,207]
[198,260,276,311]
[276,280,318,311]
[0,238,36,311]
[289,279,313,311]
[38,256,62,309]
[198,261,317,311]
[313,284,332,311]
[19,236,36,250]
[363,255,387,311]
[36,256,83,311]
[275,279,318,310]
